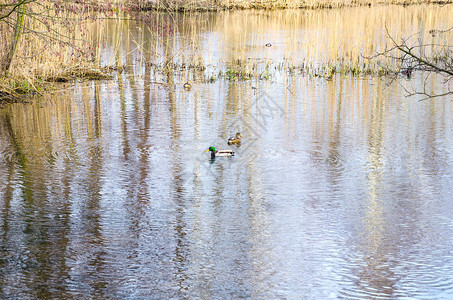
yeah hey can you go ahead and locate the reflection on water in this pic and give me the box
[2,5,453,299]
[100,5,453,78]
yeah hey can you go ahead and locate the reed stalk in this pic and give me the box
[138,0,453,11]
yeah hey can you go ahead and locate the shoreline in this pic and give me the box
[136,0,453,11]
[1,2,451,101]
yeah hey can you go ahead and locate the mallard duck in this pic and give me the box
[183,82,192,90]
[227,132,242,144]
[206,146,234,159]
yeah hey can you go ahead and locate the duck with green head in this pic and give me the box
[206,146,234,159]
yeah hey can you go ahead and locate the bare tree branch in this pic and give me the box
[366,24,453,99]
[0,0,34,21]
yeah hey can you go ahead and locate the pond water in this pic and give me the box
[1,5,453,299]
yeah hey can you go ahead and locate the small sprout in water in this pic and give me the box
[260,70,270,80]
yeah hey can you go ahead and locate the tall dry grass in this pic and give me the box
[0,0,120,99]
[141,0,453,11]
[1,0,453,101]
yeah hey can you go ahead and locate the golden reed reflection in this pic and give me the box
[77,4,453,90]
[360,78,393,296]
[133,5,453,74]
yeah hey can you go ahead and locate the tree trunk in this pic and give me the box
[1,2,26,76]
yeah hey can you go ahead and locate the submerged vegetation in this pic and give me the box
[1,0,452,102]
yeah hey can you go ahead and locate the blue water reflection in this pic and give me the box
[2,10,453,299]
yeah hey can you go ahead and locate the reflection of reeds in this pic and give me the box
[131,6,451,83]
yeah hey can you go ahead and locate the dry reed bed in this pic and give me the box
[1,2,453,102]
[142,0,453,11]
[0,0,119,102]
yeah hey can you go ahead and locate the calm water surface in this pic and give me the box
[1,5,453,299]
